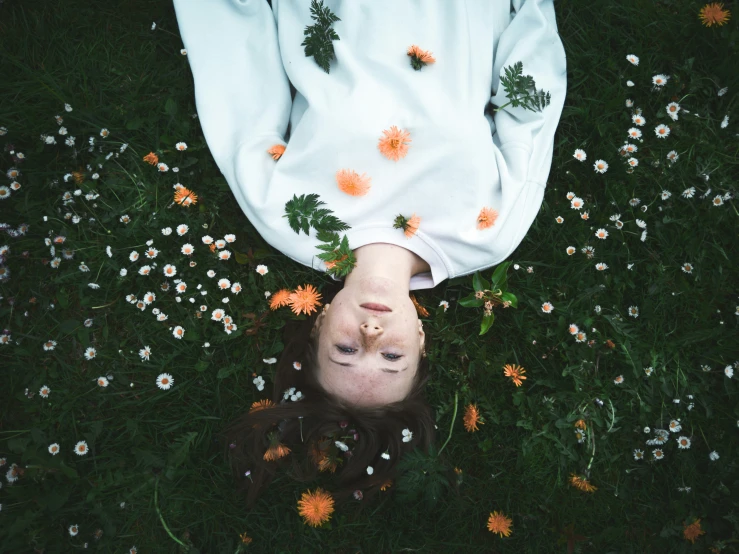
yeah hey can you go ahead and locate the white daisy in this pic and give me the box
[163,264,177,277]
[48,443,61,455]
[595,262,608,271]
[573,149,587,161]
[84,347,97,360]
[726,365,734,379]
[626,54,639,66]
[712,195,724,206]
[654,124,670,138]
[39,385,51,397]
[570,197,584,210]
[681,263,693,274]
[139,346,152,361]
[652,74,669,87]
[676,436,691,449]
[156,373,174,390]
[97,376,109,388]
[541,302,554,314]
[74,441,89,456]
[644,367,654,376]
[252,375,265,391]
[721,115,729,129]
[631,114,646,126]
[43,340,57,351]
[709,451,719,461]
[625,98,634,107]
[668,420,682,433]
[381,452,390,460]
[628,306,639,318]
[593,160,608,173]
[402,428,413,443]
[69,524,79,536]
[652,448,665,460]
[255,264,269,275]
[335,441,349,452]
[595,228,608,239]
[666,102,681,120]
[613,375,624,384]
[682,187,695,198]
[661,190,672,200]
[626,80,635,87]
[172,326,185,340]
[627,127,642,139]
[633,449,644,460]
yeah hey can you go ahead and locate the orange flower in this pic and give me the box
[487,511,513,537]
[173,186,198,207]
[297,488,335,527]
[287,283,323,316]
[249,399,275,413]
[699,3,731,26]
[263,442,291,462]
[569,473,597,493]
[605,339,615,349]
[503,364,527,387]
[393,213,421,239]
[463,403,484,432]
[143,152,159,165]
[477,207,499,230]
[268,288,292,310]
[324,253,349,270]
[409,293,429,318]
[683,518,705,544]
[267,143,286,160]
[378,126,412,161]
[208,243,216,253]
[574,419,587,430]
[336,168,372,196]
[379,480,393,491]
[71,171,85,184]
[407,44,436,70]
[309,439,338,473]
[453,467,463,475]
[239,532,253,545]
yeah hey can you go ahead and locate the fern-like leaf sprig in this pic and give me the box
[495,61,551,113]
[301,0,341,74]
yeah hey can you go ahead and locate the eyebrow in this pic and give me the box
[328,356,408,374]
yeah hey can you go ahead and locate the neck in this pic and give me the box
[345,243,430,290]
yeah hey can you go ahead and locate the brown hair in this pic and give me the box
[220,281,436,508]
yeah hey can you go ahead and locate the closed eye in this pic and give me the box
[336,345,403,361]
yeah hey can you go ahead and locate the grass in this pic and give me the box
[1,0,738,552]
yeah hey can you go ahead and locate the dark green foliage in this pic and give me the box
[301,0,341,74]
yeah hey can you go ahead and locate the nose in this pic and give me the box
[360,321,383,342]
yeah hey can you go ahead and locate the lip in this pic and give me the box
[360,303,392,313]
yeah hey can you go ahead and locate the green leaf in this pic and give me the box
[500,291,518,308]
[491,261,511,290]
[216,364,238,379]
[60,319,79,334]
[194,360,210,373]
[458,293,483,308]
[479,312,495,335]
[164,97,177,116]
[472,271,484,292]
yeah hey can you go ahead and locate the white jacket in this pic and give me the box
[173,0,567,290]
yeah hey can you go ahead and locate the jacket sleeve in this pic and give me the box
[172,0,291,186]
[488,0,567,190]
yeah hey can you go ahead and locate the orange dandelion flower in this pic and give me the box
[267,143,286,160]
[569,473,597,493]
[477,207,499,230]
[463,403,484,432]
[173,186,198,207]
[239,532,253,545]
[71,171,85,184]
[268,288,292,310]
[143,152,159,165]
[575,419,587,430]
[699,2,731,26]
[394,213,421,238]
[409,293,429,318]
[249,399,275,413]
[487,511,513,537]
[287,283,323,316]
[309,439,338,473]
[336,168,372,197]
[407,44,436,70]
[683,518,706,544]
[503,364,527,387]
[297,488,335,527]
[379,480,393,491]
[453,467,463,475]
[324,253,349,270]
[378,125,412,161]
[263,442,291,462]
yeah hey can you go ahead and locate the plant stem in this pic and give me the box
[438,392,459,456]
[154,476,187,547]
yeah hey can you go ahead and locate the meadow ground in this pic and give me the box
[0,0,737,552]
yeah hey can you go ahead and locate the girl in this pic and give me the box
[173,0,566,506]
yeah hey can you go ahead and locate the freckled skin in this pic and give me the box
[312,243,429,407]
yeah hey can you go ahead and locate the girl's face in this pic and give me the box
[311,284,425,407]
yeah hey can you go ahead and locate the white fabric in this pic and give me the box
[173,0,567,290]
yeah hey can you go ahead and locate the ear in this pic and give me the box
[310,304,329,338]
[418,319,425,351]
